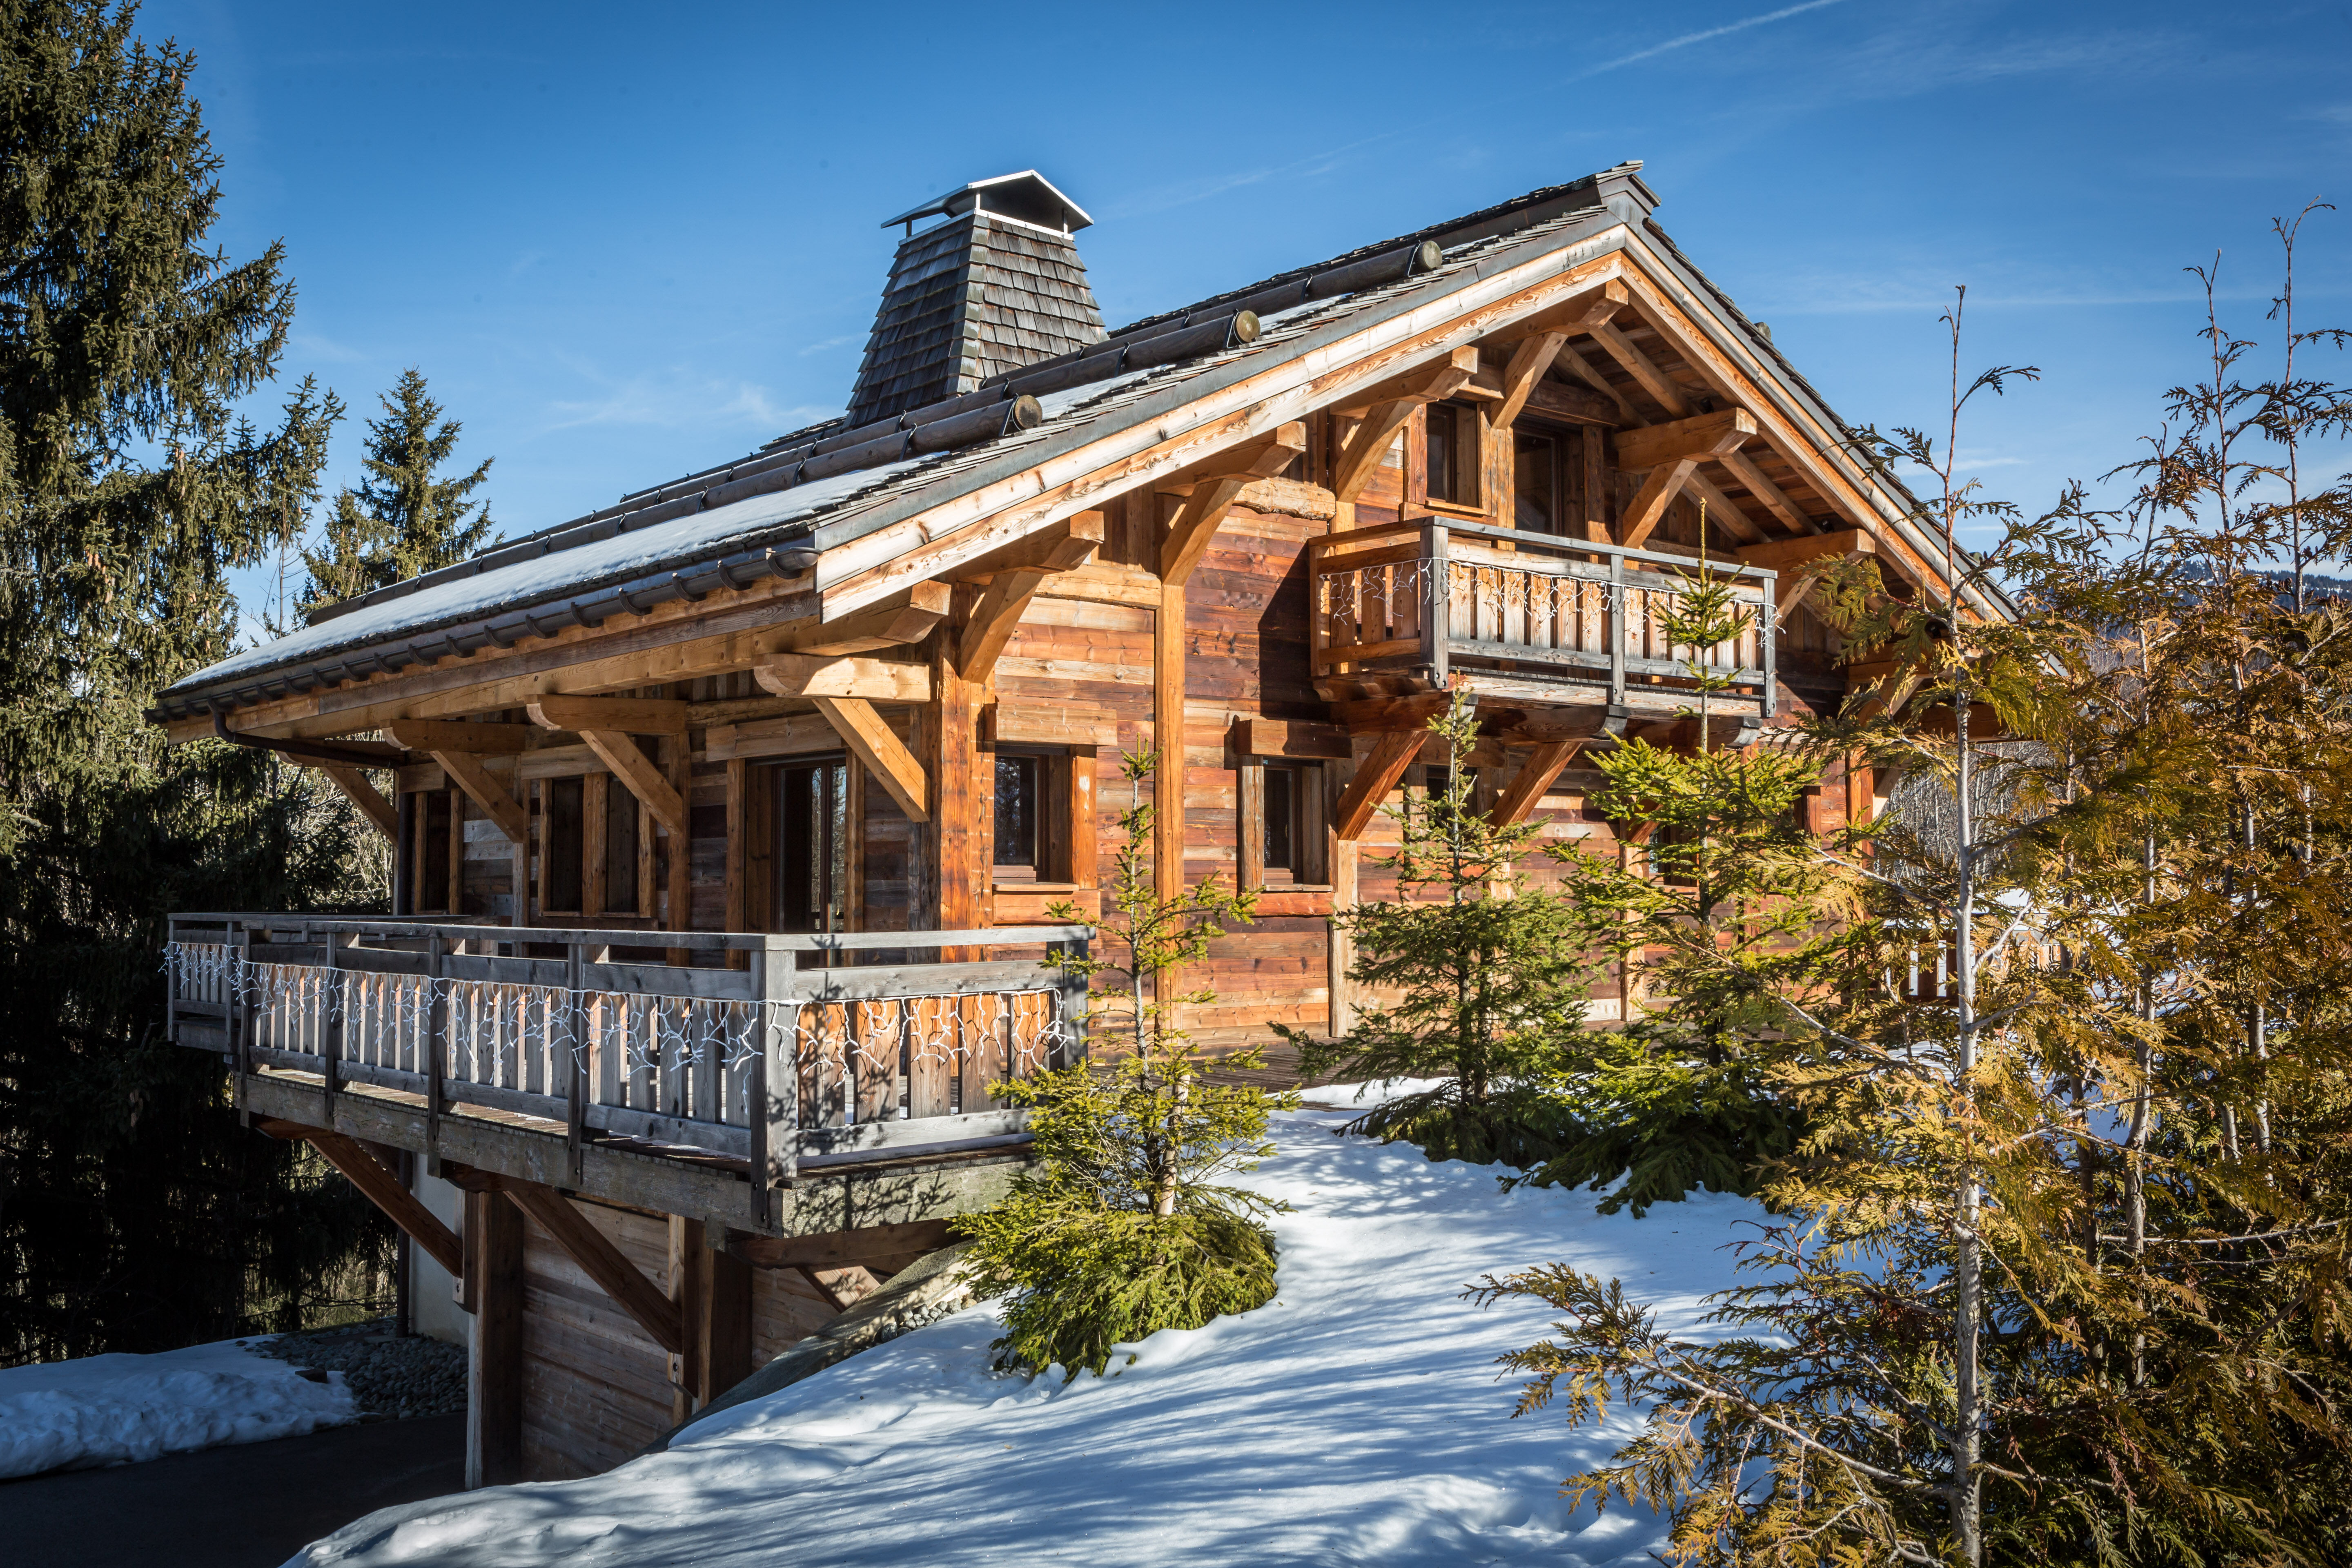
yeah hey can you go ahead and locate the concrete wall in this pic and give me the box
[410,1171,472,1350]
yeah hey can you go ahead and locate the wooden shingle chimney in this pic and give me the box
[846,171,1107,427]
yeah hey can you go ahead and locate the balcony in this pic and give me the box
[1309,518,1777,729]
[163,916,1091,1234]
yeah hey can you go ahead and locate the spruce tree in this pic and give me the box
[298,368,495,614]
[958,751,1294,1378]
[0,0,389,1364]
[1285,690,1600,1165]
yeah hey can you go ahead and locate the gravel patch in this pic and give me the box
[248,1320,466,1420]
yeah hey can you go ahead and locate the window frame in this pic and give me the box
[534,770,653,920]
[1240,755,1329,892]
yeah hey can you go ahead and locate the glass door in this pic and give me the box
[773,757,851,934]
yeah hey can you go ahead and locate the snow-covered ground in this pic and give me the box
[291,1090,1760,1568]
[0,1334,357,1479]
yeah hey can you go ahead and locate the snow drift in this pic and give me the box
[0,1335,357,1479]
[291,1095,1757,1567]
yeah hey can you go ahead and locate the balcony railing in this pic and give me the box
[1309,517,1776,718]
[163,916,1091,1193]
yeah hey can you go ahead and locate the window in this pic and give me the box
[775,759,850,933]
[544,776,584,913]
[1424,401,1482,510]
[401,787,459,915]
[1243,759,1325,889]
[1514,428,1559,533]
[994,753,1040,881]
[606,786,640,913]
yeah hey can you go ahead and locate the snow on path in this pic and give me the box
[0,1335,357,1479]
[293,1107,1759,1568]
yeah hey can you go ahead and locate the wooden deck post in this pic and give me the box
[465,1189,525,1489]
[669,1215,752,1423]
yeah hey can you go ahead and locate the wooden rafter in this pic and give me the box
[524,695,689,735]
[258,1118,462,1278]
[1553,342,1641,425]
[957,514,1105,681]
[501,1179,684,1356]
[1491,331,1569,432]
[753,655,932,702]
[1716,448,1820,537]
[1330,348,1478,503]
[1331,728,1425,841]
[811,696,928,822]
[1490,739,1586,826]
[312,764,398,841]
[1682,467,1767,545]
[1588,317,1692,417]
[429,747,528,843]
[381,720,533,753]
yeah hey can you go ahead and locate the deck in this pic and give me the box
[163,915,1091,1238]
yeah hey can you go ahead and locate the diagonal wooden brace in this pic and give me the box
[1331,728,1426,842]
[501,1178,684,1356]
[257,1117,462,1279]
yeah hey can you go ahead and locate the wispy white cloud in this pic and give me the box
[508,249,548,278]
[539,368,828,436]
[1572,0,1849,79]
[289,330,371,366]
[796,333,860,357]
[1101,134,1396,222]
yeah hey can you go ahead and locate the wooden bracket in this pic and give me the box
[1234,718,1353,760]
[427,749,528,843]
[576,729,688,837]
[1588,316,1692,417]
[795,1264,885,1313]
[957,514,1105,680]
[501,1179,684,1356]
[525,695,690,735]
[313,764,398,842]
[1616,409,1758,549]
[1159,423,1306,588]
[811,696,928,822]
[1331,728,1425,841]
[1491,739,1586,826]
[1554,342,1642,425]
[754,655,933,702]
[1330,348,1479,503]
[724,1218,958,1270]
[1492,331,1569,432]
[258,1118,463,1278]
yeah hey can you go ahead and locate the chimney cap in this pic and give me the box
[883,170,1093,235]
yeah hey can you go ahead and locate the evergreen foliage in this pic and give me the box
[0,0,390,1364]
[1286,690,1597,1166]
[298,367,494,614]
[959,752,1292,1379]
[1481,267,2352,1567]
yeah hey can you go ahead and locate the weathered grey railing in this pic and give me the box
[1310,518,1776,717]
[163,916,1090,1193]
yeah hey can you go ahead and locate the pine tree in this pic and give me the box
[0,0,390,1363]
[958,751,1294,1379]
[1481,278,2352,1566]
[298,368,495,614]
[1285,689,1600,1165]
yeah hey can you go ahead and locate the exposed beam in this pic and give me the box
[1234,718,1353,760]
[1332,346,1482,418]
[1159,423,1306,588]
[1490,739,1586,826]
[1588,318,1692,417]
[381,720,534,754]
[525,695,689,735]
[1492,331,1569,432]
[957,521,1104,682]
[1554,343,1642,425]
[935,510,1107,582]
[430,748,528,843]
[501,1180,684,1356]
[579,729,687,838]
[1521,375,1622,427]
[1737,527,1879,575]
[1332,728,1425,841]
[313,764,398,841]
[1159,421,1309,492]
[811,696,928,822]
[787,580,952,657]
[1682,468,1767,545]
[1330,348,1478,504]
[724,1218,958,1270]
[1616,410,1758,550]
[753,655,933,702]
[259,1119,463,1278]
[1331,692,1457,735]
[1717,448,1821,537]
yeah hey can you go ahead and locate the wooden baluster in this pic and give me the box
[318,927,342,1124]
[749,938,797,1226]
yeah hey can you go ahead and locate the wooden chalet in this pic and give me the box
[151,163,1998,1484]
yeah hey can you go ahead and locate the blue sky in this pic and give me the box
[139,0,2352,621]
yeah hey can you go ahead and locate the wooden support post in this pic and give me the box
[752,938,797,1224]
[668,1216,752,1421]
[453,1189,485,1315]
[928,645,981,949]
[503,1180,684,1355]
[1325,753,1359,1037]
[1154,579,1186,903]
[665,736,691,966]
[425,931,447,1175]
[465,1188,524,1489]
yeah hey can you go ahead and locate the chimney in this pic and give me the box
[846,171,1107,428]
